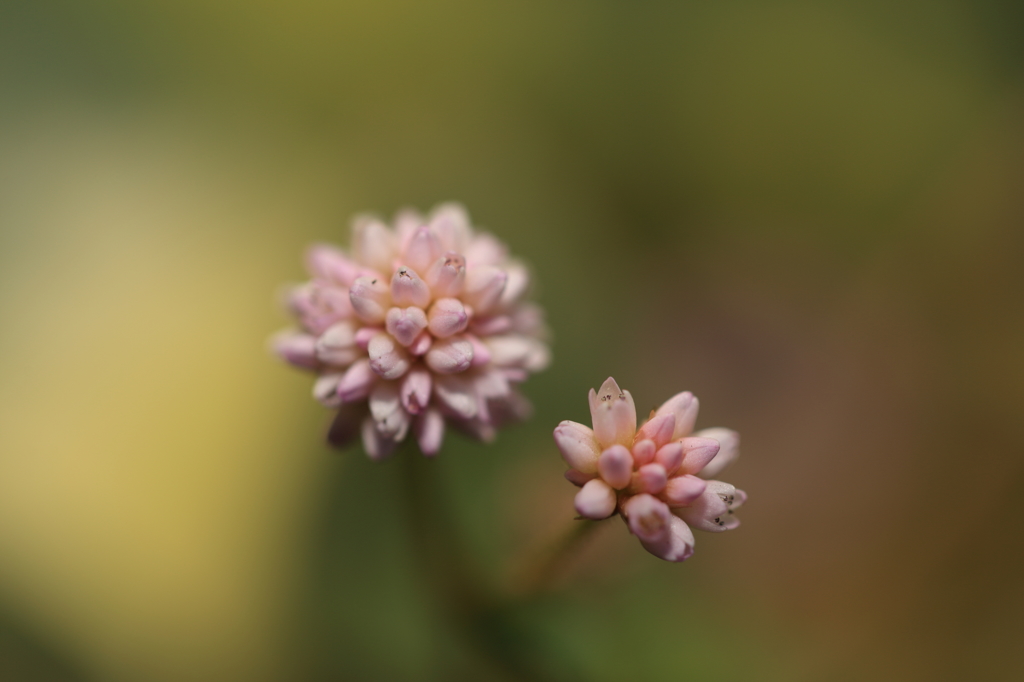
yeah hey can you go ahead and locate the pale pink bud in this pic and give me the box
[433,373,478,419]
[271,331,319,370]
[564,469,596,487]
[428,203,471,253]
[574,479,617,519]
[315,321,359,366]
[408,330,433,356]
[392,208,424,252]
[369,381,411,441]
[622,494,672,542]
[414,407,445,456]
[676,481,743,532]
[351,216,396,275]
[631,439,657,466]
[474,368,510,401]
[403,226,444,275]
[361,415,398,461]
[654,441,683,474]
[499,261,530,307]
[485,334,533,368]
[678,437,721,475]
[354,326,379,350]
[463,265,507,314]
[368,333,411,380]
[553,421,601,474]
[427,298,469,338]
[385,306,428,346]
[390,267,431,308]
[425,252,466,298]
[636,463,668,495]
[588,377,637,448]
[639,515,695,562]
[470,315,512,336]
[400,366,432,414]
[597,444,633,490]
[693,427,740,479]
[349,276,391,324]
[661,475,707,507]
[654,391,700,440]
[464,232,508,268]
[288,283,353,335]
[425,335,474,374]
[312,372,344,407]
[635,414,676,448]
[306,244,365,286]
[466,334,492,367]
[337,358,376,402]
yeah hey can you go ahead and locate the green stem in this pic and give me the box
[509,518,602,600]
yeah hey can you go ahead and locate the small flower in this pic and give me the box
[554,377,745,562]
[273,203,549,459]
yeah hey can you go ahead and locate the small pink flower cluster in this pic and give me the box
[555,378,745,562]
[272,203,549,458]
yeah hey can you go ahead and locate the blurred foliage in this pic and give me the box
[2,1,1023,681]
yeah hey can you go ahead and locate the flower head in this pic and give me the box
[273,203,549,459]
[554,378,745,562]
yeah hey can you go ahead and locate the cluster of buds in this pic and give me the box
[555,378,745,562]
[272,203,549,458]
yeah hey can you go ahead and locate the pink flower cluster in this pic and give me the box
[555,378,745,562]
[273,203,549,458]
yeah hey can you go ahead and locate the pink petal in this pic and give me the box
[692,427,740,479]
[654,441,683,475]
[351,216,396,275]
[639,515,695,562]
[400,366,432,414]
[425,335,474,374]
[426,298,469,338]
[588,377,637,448]
[305,243,364,286]
[271,331,320,370]
[390,266,431,309]
[675,481,739,533]
[368,333,412,380]
[464,232,508,268]
[425,252,466,298]
[402,226,443,275]
[428,203,471,254]
[385,306,428,346]
[654,391,700,440]
[463,265,507,314]
[574,479,617,520]
[312,372,344,408]
[408,330,433,356]
[553,421,601,474]
[469,315,512,336]
[369,381,410,440]
[631,439,657,466]
[635,414,676,448]
[360,415,398,461]
[414,407,445,456]
[349,276,391,324]
[622,494,672,542]
[661,474,707,507]
[433,374,478,419]
[354,326,380,350]
[636,463,668,494]
[314,321,359,366]
[499,261,530,307]
[597,444,634,490]
[337,358,376,402]
[678,437,721,475]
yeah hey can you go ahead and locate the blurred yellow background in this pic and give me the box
[2,1,1023,680]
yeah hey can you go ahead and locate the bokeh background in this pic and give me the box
[2,1,1024,680]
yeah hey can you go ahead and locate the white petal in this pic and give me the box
[693,427,740,478]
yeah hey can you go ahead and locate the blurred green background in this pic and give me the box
[2,1,1023,680]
